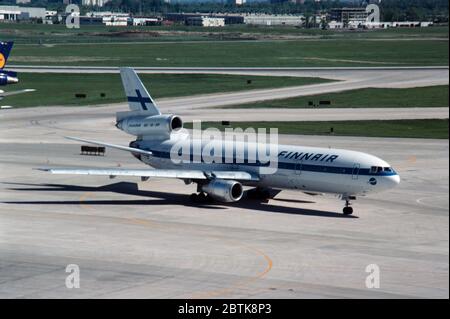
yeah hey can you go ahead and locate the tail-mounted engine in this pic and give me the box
[116,113,183,139]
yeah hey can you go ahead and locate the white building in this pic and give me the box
[103,15,129,26]
[328,21,344,29]
[202,16,225,27]
[186,16,225,27]
[82,0,111,7]
[243,14,304,26]
[132,17,161,26]
[364,21,432,29]
[0,5,46,21]
[0,6,21,21]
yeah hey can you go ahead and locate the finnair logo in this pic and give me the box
[170,121,279,175]
[127,89,154,111]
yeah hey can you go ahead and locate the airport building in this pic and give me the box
[0,5,46,22]
[330,7,367,28]
[165,13,244,26]
[186,16,225,27]
[242,14,305,26]
[0,6,21,21]
[132,17,162,26]
[82,0,111,7]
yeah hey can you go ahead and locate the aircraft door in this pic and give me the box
[295,161,302,175]
[352,163,360,180]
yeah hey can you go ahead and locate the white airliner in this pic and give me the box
[39,68,400,215]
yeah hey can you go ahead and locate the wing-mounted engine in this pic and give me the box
[0,71,18,86]
[201,179,244,203]
[116,112,183,140]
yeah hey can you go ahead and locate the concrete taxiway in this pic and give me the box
[0,103,448,298]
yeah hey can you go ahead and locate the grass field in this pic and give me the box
[1,23,448,44]
[2,73,330,108]
[8,39,448,67]
[223,86,449,109]
[185,119,449,139]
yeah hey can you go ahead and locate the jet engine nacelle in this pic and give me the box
[201,179,244,203]
[0,72,18,86]
[116,114,183,138]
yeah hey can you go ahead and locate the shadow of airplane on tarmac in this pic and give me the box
[2,181,358,219]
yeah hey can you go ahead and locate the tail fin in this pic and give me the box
[120,67,160,115]
[0,42,13,69]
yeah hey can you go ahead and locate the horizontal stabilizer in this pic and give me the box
[0,89,35,98]
[65,136,153,156]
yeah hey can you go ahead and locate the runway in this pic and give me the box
[0,102,448,298]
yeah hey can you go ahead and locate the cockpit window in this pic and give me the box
[384,167,392,172]
[371,166,384,174]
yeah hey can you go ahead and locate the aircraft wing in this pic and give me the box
[0,88,35,98]
[36,167,260,182]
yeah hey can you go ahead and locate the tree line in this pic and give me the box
[2,0,448,22]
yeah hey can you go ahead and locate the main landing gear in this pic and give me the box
[189,192,212,203]
[342,196,355,215]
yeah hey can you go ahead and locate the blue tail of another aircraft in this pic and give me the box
[0,41,14,69]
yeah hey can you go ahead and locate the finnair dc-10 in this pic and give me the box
[39,68,400,215]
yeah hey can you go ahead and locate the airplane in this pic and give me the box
[38,67,401,215]
[0,41,35,101]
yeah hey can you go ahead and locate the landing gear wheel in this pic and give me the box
[343,206,353,215]
[189,192,211,203]
[197,192,208,202]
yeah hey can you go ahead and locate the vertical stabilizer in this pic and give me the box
[0,42,13,69]
[120,67,161,115]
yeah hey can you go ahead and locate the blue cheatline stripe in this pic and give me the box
[143,149,398,177]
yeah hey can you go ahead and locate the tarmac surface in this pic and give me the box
[0,100,448,298]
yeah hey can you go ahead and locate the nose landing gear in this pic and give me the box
[343,203,353,215]
[342,196,355,215]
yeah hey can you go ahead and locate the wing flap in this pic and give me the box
[36,167,259,182]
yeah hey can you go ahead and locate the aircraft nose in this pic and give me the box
[387,174,401,188]
[7,76,18,84]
